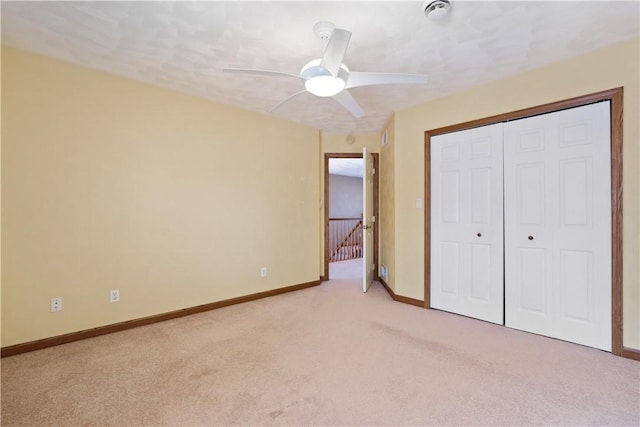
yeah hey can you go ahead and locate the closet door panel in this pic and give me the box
[559,250,593,322]
[431,123,504,324]
[554,103,611,350]
[517,162,546,226]
[518,247,547,314]
[505,152,554,336]
[440,242,461,295]
[469,243,492,301]
[504,102,611,351]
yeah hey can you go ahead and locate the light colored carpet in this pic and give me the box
[1,258,639,426]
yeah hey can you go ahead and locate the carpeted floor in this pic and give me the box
[1,258,639,426]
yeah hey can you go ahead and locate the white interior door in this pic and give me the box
[362,148,375,292]
[430,123,505,324]
[504,101,611,351]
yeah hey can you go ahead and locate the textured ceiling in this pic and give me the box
[2,1,638,133]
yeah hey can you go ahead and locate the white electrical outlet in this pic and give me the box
[260,267,267,277]
[110,289,120,303]
[50,297,62,312]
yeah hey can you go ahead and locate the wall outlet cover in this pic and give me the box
[50,297,62,312]
[110,289,120,303]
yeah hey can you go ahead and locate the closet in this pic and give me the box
[430,101,612,351]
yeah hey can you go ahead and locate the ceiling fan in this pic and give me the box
[223,21,428,118]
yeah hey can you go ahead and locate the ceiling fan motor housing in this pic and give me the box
[313,21,336,41]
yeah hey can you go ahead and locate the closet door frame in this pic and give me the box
[424,87,625,357]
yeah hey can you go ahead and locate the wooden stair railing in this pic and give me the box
[329,218,363,262]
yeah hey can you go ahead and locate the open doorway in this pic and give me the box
[324,153,379,283]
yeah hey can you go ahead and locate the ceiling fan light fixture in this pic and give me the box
[304,76,346,97]
[301,59,349,97]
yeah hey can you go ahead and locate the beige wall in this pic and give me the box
[321,132,381,155]
[319,132,380,278]
[379,118,395,291]
[1,47,321,347]
[388,38,640,348]
[328,174,363,218]
[4,38,637,350]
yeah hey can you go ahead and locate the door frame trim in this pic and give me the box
[424,87,624,356]
[324,153,379,281]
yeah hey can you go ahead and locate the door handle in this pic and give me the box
[363,225,371,230]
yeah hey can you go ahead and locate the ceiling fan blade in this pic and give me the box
[270,90,308,113]
[346,72,428,89]
[223,68,304,80]
[320,29,351,77]
[332,90,364,118]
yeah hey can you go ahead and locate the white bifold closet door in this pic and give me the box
[504,101,612,351]
[430,123,505,324]
[430,101,612,351]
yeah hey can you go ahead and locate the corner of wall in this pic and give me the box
[380,115,396,292]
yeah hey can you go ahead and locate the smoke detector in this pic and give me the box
[423,0,453,21]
